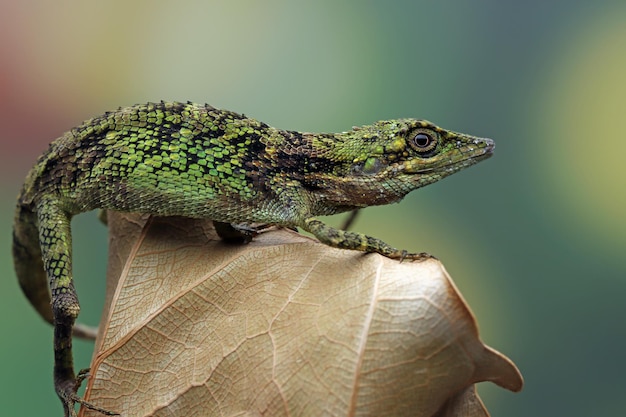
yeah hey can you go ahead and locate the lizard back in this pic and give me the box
[18,102,308,224]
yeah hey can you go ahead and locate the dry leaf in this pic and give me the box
[80,213,522,417]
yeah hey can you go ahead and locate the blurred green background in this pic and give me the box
[1,1,625,415]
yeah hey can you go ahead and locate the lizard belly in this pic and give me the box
[91,177,294,226]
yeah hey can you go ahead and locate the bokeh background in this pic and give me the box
[1,1,624,415]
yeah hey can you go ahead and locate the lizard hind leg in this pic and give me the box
[36,199,117,416]
[13,204,98,340]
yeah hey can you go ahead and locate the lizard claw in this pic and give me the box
[57,370,119,417]
[74,368,91,389]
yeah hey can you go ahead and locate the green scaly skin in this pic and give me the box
[12,101,494,416]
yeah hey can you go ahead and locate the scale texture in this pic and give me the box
[12,101,494,416]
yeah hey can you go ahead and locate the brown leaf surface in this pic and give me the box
[81,213,523,417]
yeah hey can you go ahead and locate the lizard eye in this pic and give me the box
[413,133,432,148]
[410,130,438,154]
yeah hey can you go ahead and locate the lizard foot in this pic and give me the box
[213,221,274,244]
[57,369,119,417]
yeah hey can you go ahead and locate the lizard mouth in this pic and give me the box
[459,137,495,161]
[443,136,494,167]
[476,138,495,158]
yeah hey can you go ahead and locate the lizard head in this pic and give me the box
[350,118,494,179]
[306,119,494,210]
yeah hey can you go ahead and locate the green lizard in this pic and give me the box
[12,101,494,416]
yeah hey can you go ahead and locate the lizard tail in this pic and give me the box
[13,203,97,339]
[13,203,52,325]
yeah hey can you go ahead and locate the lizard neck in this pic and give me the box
[284,131,412,214]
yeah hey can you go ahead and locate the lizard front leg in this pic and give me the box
[36,199,117,417]
[301,217,434,261]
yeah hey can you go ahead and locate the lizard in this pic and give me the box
[12,101,494,416]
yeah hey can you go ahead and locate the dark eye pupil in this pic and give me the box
[414,133,432,147]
